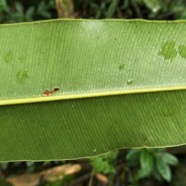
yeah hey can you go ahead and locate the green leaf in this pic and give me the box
[143,0,161,13]
[25,7,35,21]
[180,11,186,19]
[162,153,179,166]
[0,162,8,170]
[0,20,186,161]
[139,149,154,176]
[44,180,63,186]
[37,1,51,18]
[0,0,7,12]
[14,2,24,13]
[126,150,140,161]
[156,158,171,182]
[106,0,117,18]
[0,179,12,186]
[137,168,150,179]
[152,167,162,181]
[90,152,117,174]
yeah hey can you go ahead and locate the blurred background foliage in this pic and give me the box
[1,0,186,185]
[0,0,186,23]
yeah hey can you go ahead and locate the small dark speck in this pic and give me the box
[119,64,125,71]
[54,87,59,91]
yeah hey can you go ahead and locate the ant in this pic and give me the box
[43,87,59,96]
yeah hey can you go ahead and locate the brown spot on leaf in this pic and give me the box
[43,88,60,96]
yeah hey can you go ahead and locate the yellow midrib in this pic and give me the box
[0,86,186,106]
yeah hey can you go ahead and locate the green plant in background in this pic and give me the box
[142,0,186,19]
[0,0,7,22]
[74,0,186,19]
[90,151,118,175]
[126,148,179,183]
[0,162,8,171]
[1,0,186,22]
[0,0,56,23]
[89,0,118,19]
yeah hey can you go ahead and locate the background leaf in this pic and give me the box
[156,158,171,182]
[162,153,179,166]
[139,149,154,177]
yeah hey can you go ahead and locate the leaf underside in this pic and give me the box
[0,19,186,161]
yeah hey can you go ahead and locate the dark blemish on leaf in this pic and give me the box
[178,45,186,59]
[158,41,177,61]
[18,55,26,63]
[4,51,13,64]
[119,64,125,70]
[54,88,59,92]
[43,87,60,96]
